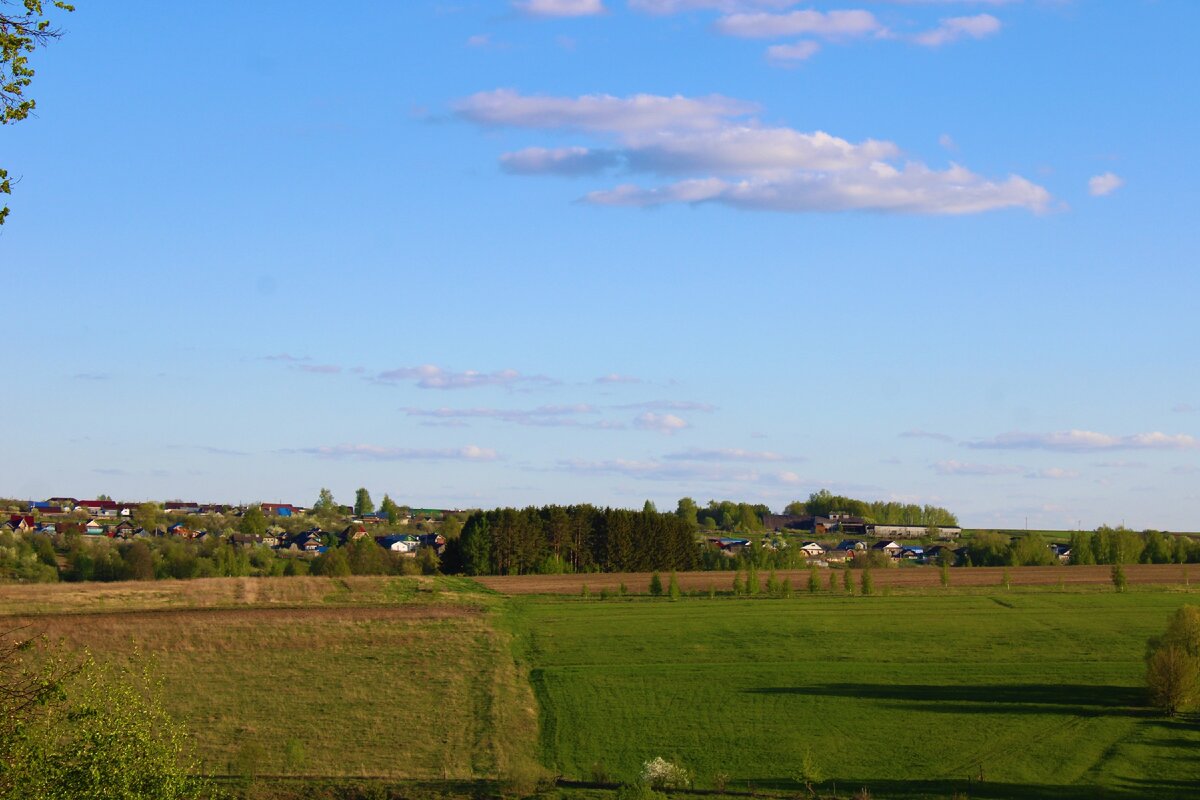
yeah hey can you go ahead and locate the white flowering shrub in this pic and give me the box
[640,757,693,790]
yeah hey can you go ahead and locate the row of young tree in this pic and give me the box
[453,505,700,576]
[959,527,1200,568]
[1067,526,1199,565]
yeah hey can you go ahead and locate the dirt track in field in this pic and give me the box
[476,563,1200,595]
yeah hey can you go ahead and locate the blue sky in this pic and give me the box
[3,1,1199,529]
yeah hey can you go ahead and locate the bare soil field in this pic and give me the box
[477,563,1198,594]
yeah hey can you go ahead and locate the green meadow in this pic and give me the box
[4,577,1200,798]
[517,591,1200,799]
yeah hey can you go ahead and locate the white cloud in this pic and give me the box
[456,89,757,134]
[501,146,620,175]
[913,14,1001,46]
[1088,172,1124,197]
[663,448,789,462]
[625,127,899,175]
[715,9,882,39]
[938,133,957,151]
[376,364,555,390]
[766,40,821,63]
[615,399,717,412]
[966,430,1200,452]
[402,404,621,429]
[1026,467,1080,480]
[884,1,1016,4]
[513,0,605,17]
[1173,403,1197,414]
[298,444,499,461]
[629,0,799,13]
[633,411,690,433]
[467,33,492,47]
[462,89,1050,216]
[933,460,1023,476]
[586,162,1050,214]
[595,373,643,384]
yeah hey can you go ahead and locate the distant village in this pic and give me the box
[4,497,461,557]
[5,496,1133,573]
[709,511,988,566]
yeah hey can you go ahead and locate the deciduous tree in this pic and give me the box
[312,488,336,513]
[1146,606,1200,715]
[353,488,374,517]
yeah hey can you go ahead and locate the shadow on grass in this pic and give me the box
[746,683,1152,717]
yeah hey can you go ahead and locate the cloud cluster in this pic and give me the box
[403,404,622,429]
[460,89,1050,215]
[715,9,881,39]
[633,412,690,433]
[966,430,1200,453]
[933,460,1023,476]
[615,399,717,412]
[663,447,790,462]
[933,460,1081,480]
[620,3,1006,63]
[912,14,1000,46]
[376,364,556,390]
[298,444,499,461]
[1088,172,1124,197]
[457,89,756,133]
[513,0,606,17]
[595,372,643,384]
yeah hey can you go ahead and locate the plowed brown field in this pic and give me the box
[476,563,1198,594]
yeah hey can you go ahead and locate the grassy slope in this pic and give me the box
[518,591,1200,799]
[2,576,540,782]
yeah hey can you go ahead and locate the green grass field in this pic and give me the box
[517,592,1200,799]
[4,577,1200,798]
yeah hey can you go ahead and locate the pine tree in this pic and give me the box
[860,567,873,596]
[649,571,664,597]
[843,569,853,594]
[808,566,820,593]
[668,572,682,601]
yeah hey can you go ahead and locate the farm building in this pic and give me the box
[869,524,962,540]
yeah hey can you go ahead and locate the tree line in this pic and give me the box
[452,505,700,576]
[958,527,1200,568]
[783,490,959,526]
